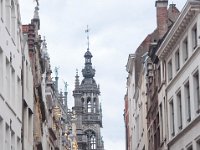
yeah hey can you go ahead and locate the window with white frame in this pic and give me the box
[196,139,200,150]
[175,49,180,71]
[193,70,200,113]
[5,0,11,32]
[168,59,173,81]
[11,67,15,107]
[159,103,163,142]
[17,137,20,150]
[11,0,15,40]
[5,123,10,150]
[6,58,10,101]
[0,116,3,147]
[28,109,33,142]
[169,99,175,136]
[187,145,193,150]
[192,23,197,50]
[176,91,182,130]
[0,0,3,20]
[0,48,3,92]
[11,130,15,150]
[183,37,188,61]
[184,81,191,122]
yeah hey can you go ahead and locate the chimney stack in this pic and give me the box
[155,0,168,39]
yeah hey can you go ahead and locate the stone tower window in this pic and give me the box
[93,98,96,113]
[87,97,92,113]
[85,130,97,149]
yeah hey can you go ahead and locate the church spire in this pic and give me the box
[82,26,95,78]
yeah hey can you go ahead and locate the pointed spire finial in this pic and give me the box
[75,69,80,89]
[85,25,90,51]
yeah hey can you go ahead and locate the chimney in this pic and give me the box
[155,0,168,39]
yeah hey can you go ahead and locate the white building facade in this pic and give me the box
[156,0,200,149]
[0,0,33,149]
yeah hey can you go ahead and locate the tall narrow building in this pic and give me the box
[73,40,104,150]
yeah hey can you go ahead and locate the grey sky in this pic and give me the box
[20,0,186,149]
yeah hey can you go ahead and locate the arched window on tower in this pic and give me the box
[87,97,92,113]
[81,98,85,113]
[85,130,97,150]
[93,98,96,113]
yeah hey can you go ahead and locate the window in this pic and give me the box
[184,81,191,122]
[169,100,175,136]
[0,0,3,20]
[5,123,10,150]
[175,49,180,71]
[159,103,163,141]
[5,0,11,32]
[93,98,96,113]
[17,137,20,150]
[87,98,92,113]
[11,0,15,40]
[177,91,182,130]
[85,130,96,150]
[26,61,28,89]
[196,139,200,150]
[11,130,15,150]
[6,58,10,101]
[183,37,188,61]
[193,71,200,113]
[28,109,33,142]
[0,48,3,92]
[11,67,15,107]
[168,59,173,81]
[157,66,161,86]
[0,116,3,147]
[187,145,193,150]
[17,77,21,114]
[192,24,197,50]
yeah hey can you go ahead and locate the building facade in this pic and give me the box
[156,0,200,149]
[0,0,32,149]
[73,48,104,150]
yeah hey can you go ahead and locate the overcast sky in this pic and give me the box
[20,0,186,149]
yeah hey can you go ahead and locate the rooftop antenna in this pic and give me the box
[85,25,90,51]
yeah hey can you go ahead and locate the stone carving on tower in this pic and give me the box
[72,27,104,150]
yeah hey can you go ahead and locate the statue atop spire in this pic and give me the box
[75,69,80,89]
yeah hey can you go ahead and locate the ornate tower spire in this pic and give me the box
[82,26,95,78]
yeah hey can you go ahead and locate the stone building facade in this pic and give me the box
[73,48,104,150]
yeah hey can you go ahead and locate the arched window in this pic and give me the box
[87,97,92,113]
[81,98,85,112]
[85,130,96,150]
[93,98,96,113]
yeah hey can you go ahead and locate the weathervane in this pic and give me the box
[85,25,90,51]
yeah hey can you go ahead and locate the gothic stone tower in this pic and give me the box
[73,49,104,150]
